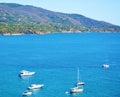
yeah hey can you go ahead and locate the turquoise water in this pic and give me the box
[0,33,120,97]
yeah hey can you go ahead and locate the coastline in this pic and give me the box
[2,33,24,36]
[0,31,119,36]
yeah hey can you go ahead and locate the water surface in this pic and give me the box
[0,33,120,97]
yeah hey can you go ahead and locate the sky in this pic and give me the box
[0,0,120,26]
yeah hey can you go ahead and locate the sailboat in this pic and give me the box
[76,68,85,86]
[70,68,84,93]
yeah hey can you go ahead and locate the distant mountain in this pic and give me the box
[0,3,120,34]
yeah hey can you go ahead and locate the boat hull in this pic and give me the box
[22,91,32,96]
[19,70,35,77]
[76,82,85,86]
[28,84,44,90]
[102,64,109,68]
[70,87,83,93]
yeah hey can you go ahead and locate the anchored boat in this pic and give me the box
[70,67,84,93]
[28,84,44,90]
[19,70,35,77]
[22,91,32,96]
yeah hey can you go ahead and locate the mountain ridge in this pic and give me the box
[0,3,120,34]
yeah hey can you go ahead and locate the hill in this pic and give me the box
[0,3,120,34]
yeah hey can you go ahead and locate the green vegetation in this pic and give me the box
[0,22,89,34]
[0,3,120,35]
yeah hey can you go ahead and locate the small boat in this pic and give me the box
[76,68,85,86]
[28,84,44,90]
[70,86,83,93]
[70,68,84,93]
[76,81,85,86]
[22,91,32,96]
[19,70,35,77]
[102,64,109,68]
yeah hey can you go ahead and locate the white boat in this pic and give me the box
[70,68,84,93]
[22,91,32,96]
[70,86,83,93]
[76,68,85,86]
[102,64,109,68]
[19,70,35,76]
[28,84,44,90]
[76,81,85,86]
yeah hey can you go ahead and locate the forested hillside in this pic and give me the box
[0,3,120,34]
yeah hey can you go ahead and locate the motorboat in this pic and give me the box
[22,91,32,96]
[19,70,35,77]
[28,84,44,90]
[102,64,109,68]
[70,86,83,93]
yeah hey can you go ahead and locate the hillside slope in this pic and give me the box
[0,3,120,34]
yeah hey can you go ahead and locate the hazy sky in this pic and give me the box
[0,0,120,26]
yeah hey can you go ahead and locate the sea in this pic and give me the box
[0,32,120,97]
